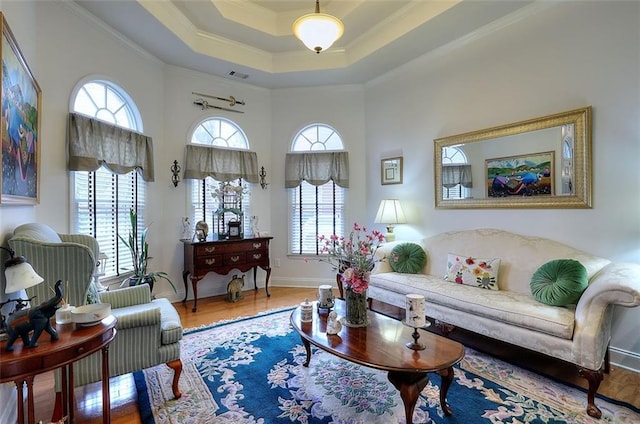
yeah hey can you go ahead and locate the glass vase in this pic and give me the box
[344,286,368,327]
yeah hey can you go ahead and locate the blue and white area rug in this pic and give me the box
[134,308,639,423]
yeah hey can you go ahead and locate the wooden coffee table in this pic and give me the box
[290,299,464,424]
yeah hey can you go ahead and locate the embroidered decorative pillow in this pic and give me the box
[530,259,588,306]
[389,243,427,274]
[444,254,501,290]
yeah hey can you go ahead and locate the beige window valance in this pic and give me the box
[442,164,473,188]
[285,152,349,188]
[67,112,155,181]
[183,145,259,183]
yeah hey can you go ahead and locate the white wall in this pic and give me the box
[364,1,640,369]
[0,2,637,400]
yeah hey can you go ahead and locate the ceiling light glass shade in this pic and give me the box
[4,261,44,294]
[374,199,407,224]
[293,3,344,53]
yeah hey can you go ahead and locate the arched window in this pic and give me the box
[71,79,146,280]
[289,123,346,255]
[442,146,471,200]
[189,118,251,238]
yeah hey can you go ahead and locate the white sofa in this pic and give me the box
[368,228,640,418]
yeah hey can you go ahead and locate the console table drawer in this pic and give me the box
[195,245,220,256]
[223,252,246,266]
[246,251,267,264]
[195,255,222,267]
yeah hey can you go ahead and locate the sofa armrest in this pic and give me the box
[99,284,152,308]
[577,262,640,314]
[572,262,640,369]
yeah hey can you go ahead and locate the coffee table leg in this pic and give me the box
[436,366,454,416]
[300,336,311,367]
[388,371,429,424]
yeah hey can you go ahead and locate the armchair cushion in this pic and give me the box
[12,223,62,243]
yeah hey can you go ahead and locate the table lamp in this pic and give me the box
[0,246,44,340]
[374,199,407,242]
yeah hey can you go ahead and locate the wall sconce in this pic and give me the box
[259,166,268,190]
[171,160,181,187]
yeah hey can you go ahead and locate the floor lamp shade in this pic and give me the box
[374,199,406,242]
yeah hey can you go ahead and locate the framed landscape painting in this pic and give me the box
[1,12,41,205]
[485,151,554,198]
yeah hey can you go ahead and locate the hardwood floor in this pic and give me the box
[27,287,639,423]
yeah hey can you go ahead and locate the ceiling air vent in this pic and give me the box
[227,70,249,80]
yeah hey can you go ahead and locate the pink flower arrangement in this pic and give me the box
[318,223,385,294]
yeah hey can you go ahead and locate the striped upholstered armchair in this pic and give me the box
[8,223,183,409]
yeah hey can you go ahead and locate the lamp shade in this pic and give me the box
[374,199,407,225]
[293,1,344,53]
[4,260,44,294]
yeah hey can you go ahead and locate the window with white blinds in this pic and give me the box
[71,79,146,280]
[189,118,251,236]
[442,146,470,200]
[289,124,345,255]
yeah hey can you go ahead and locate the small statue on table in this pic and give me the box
[326,311,342,335]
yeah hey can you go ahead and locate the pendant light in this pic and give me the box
[293,0,344,54]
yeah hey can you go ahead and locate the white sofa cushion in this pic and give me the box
[370,272,576,339]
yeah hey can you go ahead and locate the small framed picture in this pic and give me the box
[381,157,403,185]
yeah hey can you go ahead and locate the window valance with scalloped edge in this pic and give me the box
[67,112,155,182]
[285,152,349,188]
[442,164,472,188]
[183,144,259,183]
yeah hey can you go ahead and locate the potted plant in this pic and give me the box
[118,209,176,293]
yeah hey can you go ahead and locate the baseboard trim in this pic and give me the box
[610,346,640,373]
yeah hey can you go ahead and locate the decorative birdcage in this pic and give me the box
[212,182,244,239]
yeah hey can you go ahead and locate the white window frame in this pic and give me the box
[188,117,252,238]
[69,77,146,281]
[289,123,346,256]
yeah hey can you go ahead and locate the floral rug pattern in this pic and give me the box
[135,308,639,424]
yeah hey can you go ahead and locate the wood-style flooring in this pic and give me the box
[25,287,639,423]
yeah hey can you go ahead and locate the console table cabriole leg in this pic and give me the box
[300,337,312,367]
[387,371,429,424]
[436,366,455,416]
[264,266,271,297]
[252,266,258,291]
[182,271,190,303]
[69,363,75,423]
[191,276,201,312]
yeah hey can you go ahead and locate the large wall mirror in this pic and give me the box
[434,107,592,209]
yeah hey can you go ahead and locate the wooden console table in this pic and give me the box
[0,315,117,424]
[182,236,273,312]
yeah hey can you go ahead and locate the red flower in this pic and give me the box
[465,257,475,265]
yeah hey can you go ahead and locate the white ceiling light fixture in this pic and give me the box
[293,0,344,54]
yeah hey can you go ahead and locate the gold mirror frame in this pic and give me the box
[434,107,592,209]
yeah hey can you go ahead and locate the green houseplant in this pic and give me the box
[118,209,176,293]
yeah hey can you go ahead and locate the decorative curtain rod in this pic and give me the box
[191,92,245,107]
[193,99,244,114]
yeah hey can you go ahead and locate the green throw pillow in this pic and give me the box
[390,243,427,274]
[530,259,588,306]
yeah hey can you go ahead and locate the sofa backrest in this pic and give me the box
[421,228,611,294]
